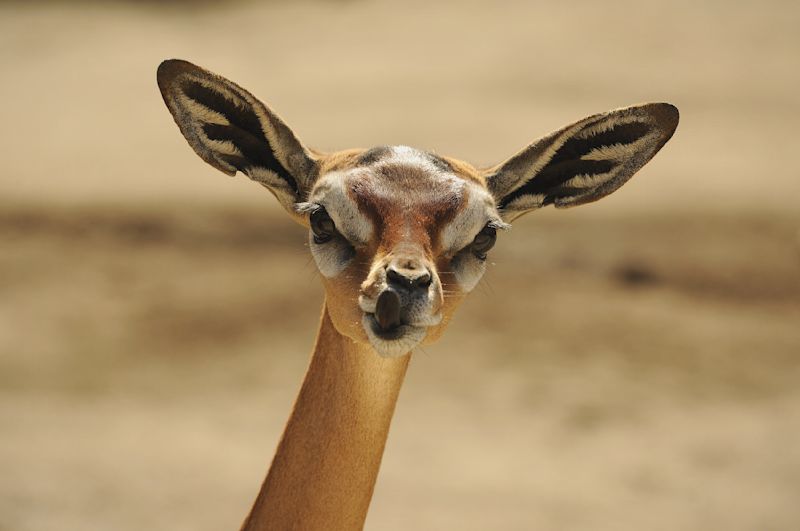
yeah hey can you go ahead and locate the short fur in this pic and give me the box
[157,58,679,530]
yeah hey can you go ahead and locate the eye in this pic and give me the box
[310,206,337,244]
[471,224,497,260]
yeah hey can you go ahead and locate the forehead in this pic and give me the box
[308,146,497,249]
[313,146,485,207]
[354,147,467,216]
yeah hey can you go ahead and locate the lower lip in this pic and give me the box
[366,313,408,340]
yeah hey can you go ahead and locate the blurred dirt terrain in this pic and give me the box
[1,1,799,530]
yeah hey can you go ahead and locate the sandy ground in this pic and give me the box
[1,1,799,530]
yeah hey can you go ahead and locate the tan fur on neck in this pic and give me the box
[240,304,409,530]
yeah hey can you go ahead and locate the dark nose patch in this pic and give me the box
[386,258,433,291]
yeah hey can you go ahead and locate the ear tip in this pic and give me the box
[157,59,199,87]
[650,102,680,135]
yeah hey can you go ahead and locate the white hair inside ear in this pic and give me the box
[487,103,678,221]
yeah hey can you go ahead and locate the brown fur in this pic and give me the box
[241,306,409,531]
[157,59,678,531]
[315,152,474,348]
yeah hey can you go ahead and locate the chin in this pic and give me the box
[362,314,427,358]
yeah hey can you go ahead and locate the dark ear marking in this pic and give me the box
[157,59,314,208]
[500,159,617,209]
[200,121,299,195]
[487,103,679,221]
[181,81,267,146]
[547,120,651,168]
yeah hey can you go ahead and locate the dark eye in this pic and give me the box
[310,207,337,244]
[471,224,497,260]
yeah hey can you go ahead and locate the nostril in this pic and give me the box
[386,267,405,287]
[415,271,432,289]
[386,266,432,291]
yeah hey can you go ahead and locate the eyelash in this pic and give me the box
[309,206,337,244]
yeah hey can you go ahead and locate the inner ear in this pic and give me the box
[181,81,300,193]
[157,59,319,215]
[486,103,679,221]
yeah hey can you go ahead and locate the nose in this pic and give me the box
[386,258,432,291]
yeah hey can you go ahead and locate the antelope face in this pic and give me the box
[301,146,506,357]
[157,59,678,358]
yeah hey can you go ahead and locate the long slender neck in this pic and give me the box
[241,301,411,531]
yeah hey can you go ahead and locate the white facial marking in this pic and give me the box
[446,200,506,293]
[307,146,498,353]
[308,171,373,246]
[450,252,487,292]
[440,182,498,256]
[308,234,354,278]
[301,171,376,279]
[358,267,443,357]
[358,294,377,314]
[362,315,427,358]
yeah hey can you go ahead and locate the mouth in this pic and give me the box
[362,313,426,357]
[369,289,405,338]
[360,289,440,357]
[364,312,413,340]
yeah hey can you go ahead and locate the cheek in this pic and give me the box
[422,288,465,344]
[309,235,355,278]
[420,260,468,345]
[450,251,487,292]
[320,260,371,343]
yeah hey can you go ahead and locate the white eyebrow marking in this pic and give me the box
[306,170,373,246]
[440,182,502,255]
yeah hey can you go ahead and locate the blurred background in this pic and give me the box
[1,1,799,529]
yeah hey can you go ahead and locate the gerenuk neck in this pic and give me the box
[240,301,411,531]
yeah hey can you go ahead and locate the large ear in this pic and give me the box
[486,103,679,221]
[157,59,318,215]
